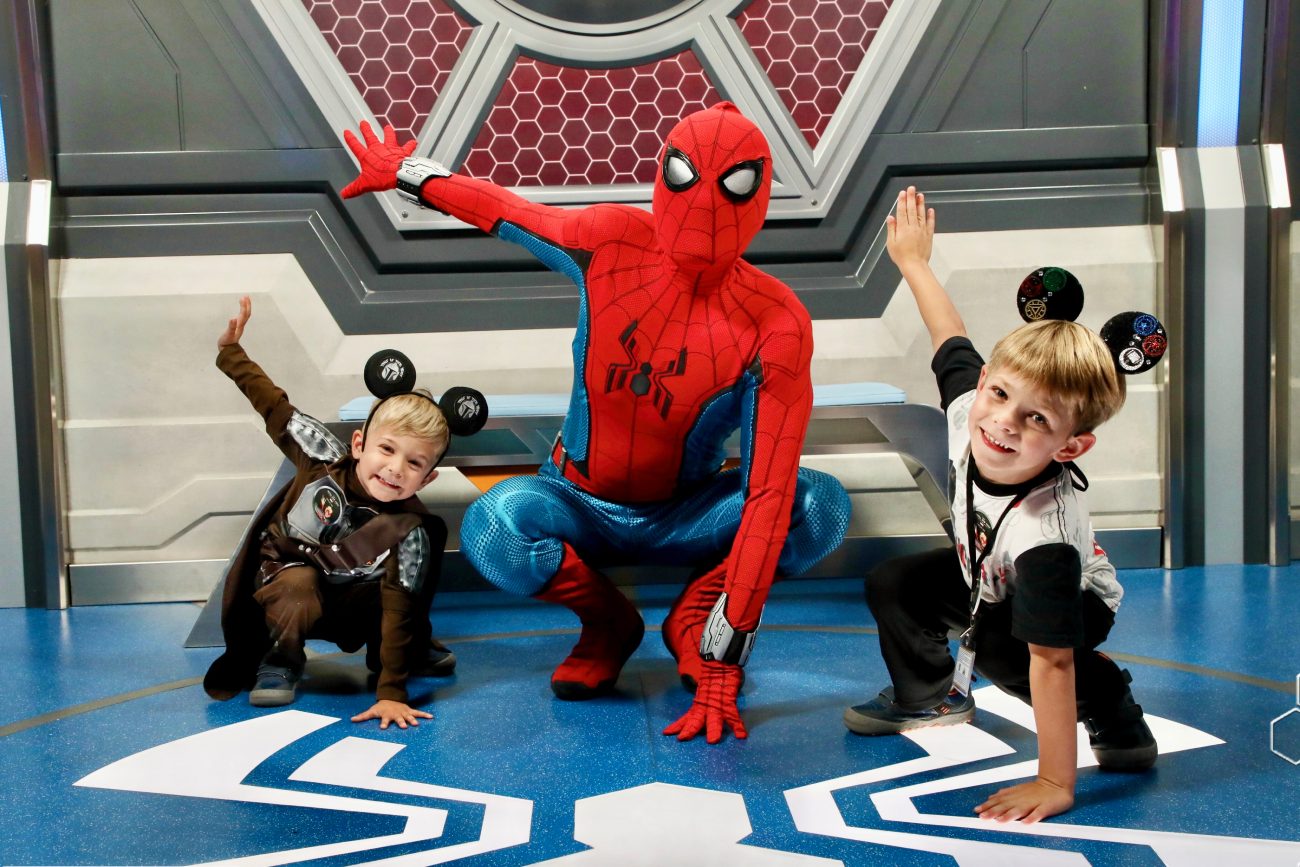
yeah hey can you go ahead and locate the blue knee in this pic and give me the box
[460,481,565,596]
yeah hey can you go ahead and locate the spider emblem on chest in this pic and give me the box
[604,320,688,419]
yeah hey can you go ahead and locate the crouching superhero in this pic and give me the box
[203,296,486,729]
[341,102,851,742]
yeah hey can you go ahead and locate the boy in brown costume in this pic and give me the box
[203,296,461,730]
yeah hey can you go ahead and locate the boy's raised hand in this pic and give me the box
[885,186,935,270]
[218,295,251,348]
[341,120,418,199]
[351,699,434,730]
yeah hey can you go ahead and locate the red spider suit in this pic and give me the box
[342,103,850,743]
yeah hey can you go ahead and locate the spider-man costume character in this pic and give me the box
[342,103,850,743]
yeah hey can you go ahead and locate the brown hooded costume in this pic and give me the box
[203,343,446,704]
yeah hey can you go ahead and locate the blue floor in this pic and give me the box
[1,566,1298,866]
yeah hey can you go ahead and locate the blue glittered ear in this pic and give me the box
[1100,312,1169,375]
[363,349,417,398]
[1016,266,1085,323]
[438,387,489,436]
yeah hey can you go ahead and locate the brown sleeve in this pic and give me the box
[374,565,418,703]
[217,342,313,470]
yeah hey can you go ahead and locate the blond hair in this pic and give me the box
[987,319,1125,433]
[367,389,449,455]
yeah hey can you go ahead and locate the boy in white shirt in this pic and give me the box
[845,187,1157,824]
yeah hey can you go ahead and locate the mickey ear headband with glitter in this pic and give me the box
[360,349,489,463]
[1016,266,1169,375]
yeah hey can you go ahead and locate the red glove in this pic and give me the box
[662,659,747,744]
[340,121,417,199]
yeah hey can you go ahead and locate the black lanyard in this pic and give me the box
[962,457,1027,645]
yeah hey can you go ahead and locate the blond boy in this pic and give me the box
[845,188,1157,823]
[203,297,455,730]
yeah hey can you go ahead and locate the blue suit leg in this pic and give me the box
[639,466,849,576]
[460,473,590,596]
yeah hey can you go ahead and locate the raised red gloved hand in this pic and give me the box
[340,121,417,199]
[662,658,747,744]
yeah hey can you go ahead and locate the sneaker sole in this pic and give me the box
[551,678,617,701]
[1094,743,1158,772]
[843,704,974,736]
[249,687,296,707]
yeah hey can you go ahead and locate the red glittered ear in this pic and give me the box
[1100,312,1170,375]
[363,349,417,398]
[1016,266,1085,323]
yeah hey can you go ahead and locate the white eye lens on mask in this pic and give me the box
[719,159,764,202]
[663,148,698,191]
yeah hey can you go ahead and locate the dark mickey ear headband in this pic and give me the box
[1016,266,1169,375]
[361,349,489,462]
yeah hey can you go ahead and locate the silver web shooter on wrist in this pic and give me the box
[395,158,452,207]
[699,592,761,666]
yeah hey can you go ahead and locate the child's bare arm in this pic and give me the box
[976,644,1077,823]
[218,296,251,348]
[885,187,967,353]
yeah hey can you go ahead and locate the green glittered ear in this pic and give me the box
[1016,266,1085,323]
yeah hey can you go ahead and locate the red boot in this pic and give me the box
[662,564,727,692]
[535,545,644,700]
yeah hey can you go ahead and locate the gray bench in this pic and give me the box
[185,383,949,647]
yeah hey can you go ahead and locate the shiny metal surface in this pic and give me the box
[11,0,67,607]
[1263,0,1292,564]
[1152,1,1190,568]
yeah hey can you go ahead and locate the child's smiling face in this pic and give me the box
[350,424,439,502]
[967,365,1095,485]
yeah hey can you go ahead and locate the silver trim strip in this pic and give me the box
[69,560,226,606]
[1197,147,1247,563]
[1261,143,1291,210]
[24,179,49,246]
[1156,147,1184,212]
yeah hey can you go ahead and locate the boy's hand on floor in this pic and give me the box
[351,699,433,730]
[218,295,251,348]
[974,777,1074,824]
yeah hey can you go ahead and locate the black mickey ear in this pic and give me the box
[439,386,489,436]
[364,349,417,398]
[1100,311,1168,375]
[1017,266,1084,323]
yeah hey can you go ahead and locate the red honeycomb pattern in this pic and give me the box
[461,53,721,187]
[737,0,893,147]
[301,0,473,141]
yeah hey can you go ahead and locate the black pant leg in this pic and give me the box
[972,589,1129,720]
[1073,591,1132,719]
[969,601,1031,703]
[865,546,971,710]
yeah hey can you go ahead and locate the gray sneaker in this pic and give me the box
[844,686,975,735]
[249,661,302,707]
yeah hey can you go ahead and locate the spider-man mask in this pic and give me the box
[652,102,772,274]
